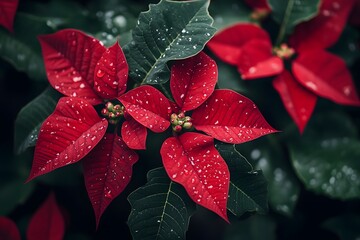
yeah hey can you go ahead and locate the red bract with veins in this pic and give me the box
[28,29,144,227]
[207,0,360,133]
[119,52,277,222]
[0,0,19,32]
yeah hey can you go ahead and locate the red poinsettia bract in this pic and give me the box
[207,0,360,133]
[119,52,277,221]
[0,217,20,240]
[28,29,144,226]
[0,0,19,32]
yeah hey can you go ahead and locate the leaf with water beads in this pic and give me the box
[170,51,217,111]
[93,42,129,99]
[273,70,317,133]
[160,132,230,222]
[215,143,268,216]
[192,89,278,144]
[26,193,65,240]
[0,0,18,32]
[123,0,216,84]
[119,85,171,133]
[27,97,108,182]
[0,217,21,240]
[82,133,138,227]
[292,50,360,106]
[14,87,62,155]
[39,29,106,105]
[128,168,195,240]
[289,0,356,52]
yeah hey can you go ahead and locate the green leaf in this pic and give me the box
[268,0,320,34]
[0,13,55,81]
[216,143,268,217]
[0,180,35,215]
[289,111,360,200]
[235,136,301,216]
[323,214,360,240]
[14,87,62,155]
[123,0,216,84]
[128,168,195,240]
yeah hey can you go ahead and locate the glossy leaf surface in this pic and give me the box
[123,0,216,84]
[161,132,229,222]
[27,97,108,181]
[170,51,217,111]
[292,50,360,106]
[128,168,195,240]
[83,133,138,227]
[192,89,277,144]
[14,87,62,154]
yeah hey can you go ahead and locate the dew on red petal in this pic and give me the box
[96,69,105,78]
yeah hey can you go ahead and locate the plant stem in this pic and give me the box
[275,0,295,46]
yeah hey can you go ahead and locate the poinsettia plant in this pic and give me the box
[2,0,360,239]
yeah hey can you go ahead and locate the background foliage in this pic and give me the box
[1,0,360,239]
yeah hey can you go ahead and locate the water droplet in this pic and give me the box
[97,69,105,78]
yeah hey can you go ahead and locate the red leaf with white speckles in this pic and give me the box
[0,217,20,240]
[273,70,317,133]
[290,0,355,52]
[27,97,108,182]
[192,89,277,143]
[121,116,147,150]
[83,133,138,227]
[119,85,171,133]
[27,193,65,240]
[160,132,229,222]
[292,50,360,106]
[0,0,18,32]
[237,40,283,79]
[93,42,128,99]
[207,23,271,66]
[170,52,217,111]
[39,29,106,105]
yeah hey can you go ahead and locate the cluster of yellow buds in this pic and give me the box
[170,112,193,133]
[273,43,295,59]
[101,102,125,124]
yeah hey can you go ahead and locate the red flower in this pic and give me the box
[207,0,359,133]
[28,29,144,226]
[119,52,277,222]
[0,0,19,32]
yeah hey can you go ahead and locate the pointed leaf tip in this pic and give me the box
[94,42,129,99]
[192,89,278,144]
[124,0,216,84]
[27,97,108,182]
[0,0,19,32]
[83,134,138,227]
[161,132,229,222]
[39,29,106,104]
[273,70,317,133]
[170,51,217,111]
[26,193,65,240]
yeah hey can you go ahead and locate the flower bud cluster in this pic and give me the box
[101,102,124,124]
[170,112,193,133]
[273,43,295,59]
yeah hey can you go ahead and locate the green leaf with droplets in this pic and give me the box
[268,0,320,34]
[216,143,268,217]
[234,136,301,217]
[127,167,195,240]
[0,13,56,81]
[289,111,360,200]
[123,0,216,85]
[14,87,62,155]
